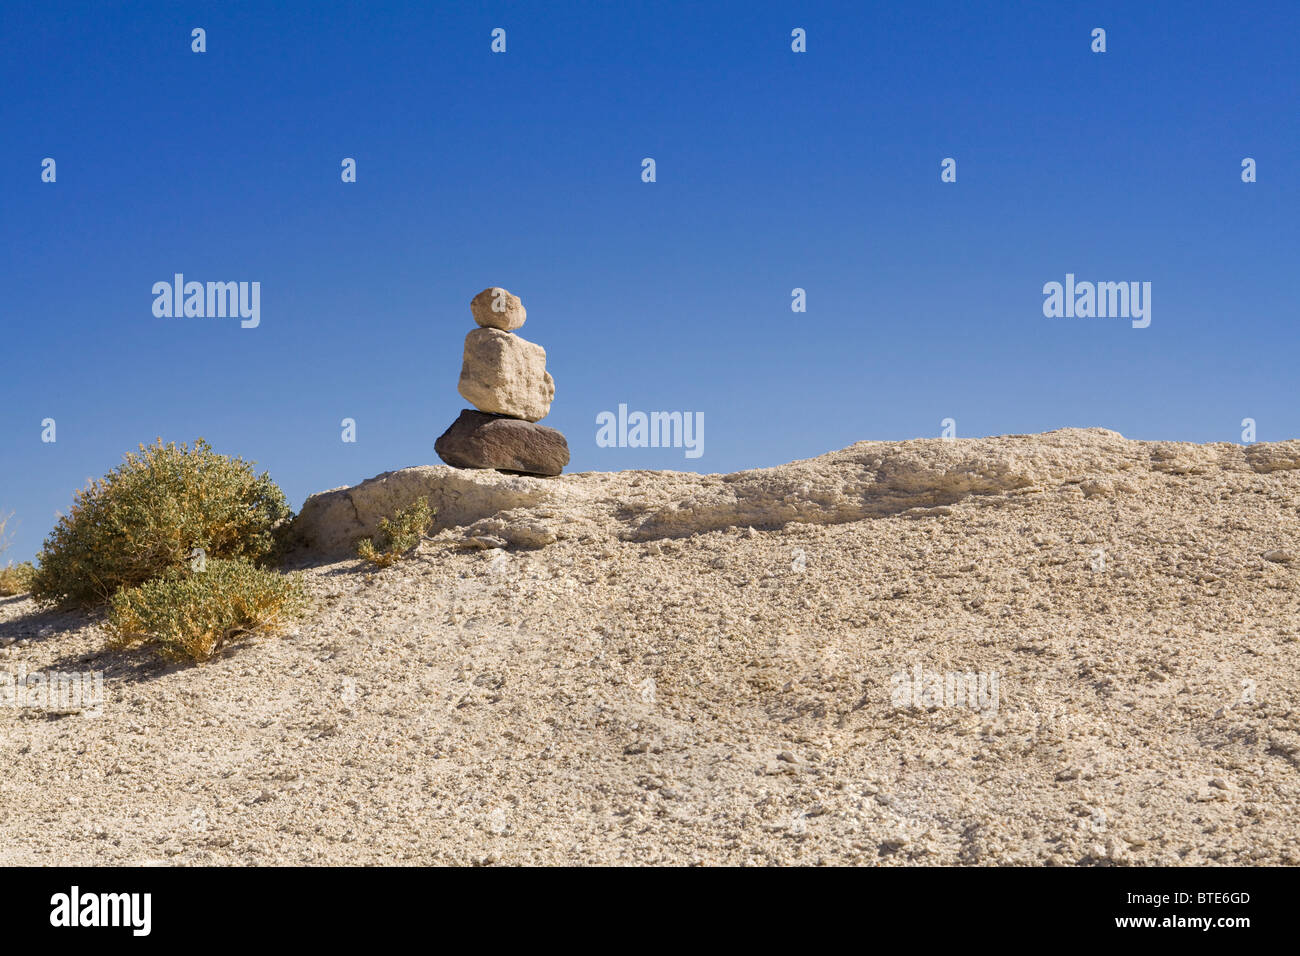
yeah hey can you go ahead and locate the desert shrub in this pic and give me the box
[0,561,35,596]
[106,558,305,662]
[30,439,292,606]
[0,511,34,596]
[357,497,434,568]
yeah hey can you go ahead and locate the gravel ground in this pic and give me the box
[2,429,1298,865]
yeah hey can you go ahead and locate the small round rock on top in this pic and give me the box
[471,287,527,331]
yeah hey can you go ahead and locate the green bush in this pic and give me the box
[357,497,434,568]
[30,439,292,606]
[107,558,305,662]
[0,561,35,596]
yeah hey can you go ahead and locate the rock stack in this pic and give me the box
[435,287,571,476]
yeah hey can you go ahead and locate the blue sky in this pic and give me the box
[2,0,1297,562]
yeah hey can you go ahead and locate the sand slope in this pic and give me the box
[3,428,1298,865]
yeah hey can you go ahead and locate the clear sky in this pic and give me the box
[2,0,1297,562]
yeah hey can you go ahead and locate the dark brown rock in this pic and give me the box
[435,409,570,477]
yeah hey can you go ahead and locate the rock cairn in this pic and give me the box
[435,287,571,476]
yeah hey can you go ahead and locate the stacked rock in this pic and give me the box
[435,287,571,476]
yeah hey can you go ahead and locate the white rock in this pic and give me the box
[470,287,526,331]
[288,465,562,557]
[457,328,554,422]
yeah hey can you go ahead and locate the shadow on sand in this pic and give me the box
[0,598,184,685]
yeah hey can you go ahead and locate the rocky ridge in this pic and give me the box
[5,427,1299,866]
[294,427,1300,556]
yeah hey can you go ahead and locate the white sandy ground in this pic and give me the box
[1,428,1298,865]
